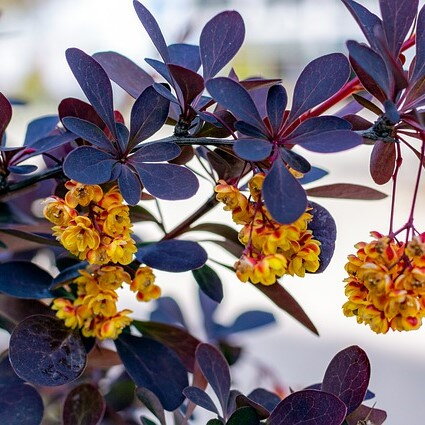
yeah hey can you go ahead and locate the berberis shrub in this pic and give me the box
[0,0,423,423]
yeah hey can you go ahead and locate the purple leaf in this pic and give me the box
[0,355,24,386]
[129,86,170,149]
[93,51,154,98]
[116,122,129,152]
[247,388,281,413]
[380,0,418,56]
[115,334,188,411]
[133,1,170,62]
[306,183,387,200]
[168,64,204,108]
[291,130,362,153]
[58,97,104,128]
[65,48,117,139]
[200,11,245,79]
[346,404,387,425]
[322,346,370,415]
[412,5,425,83]
[131,142,181,163]
[63,146,116,184]
[24,115,58,146]
[263,159,307,224]
[370,140,396,184]
[298,167,329,185]
[307,202,337,273]
[206,78,266,132]
[267,390,347,425]
[195,343,231,415]
[9,315,87,386]
[28,131,77,155]
[215,311,275,338]
[288,54,350,123]
[62,117,115,151]
[136,387,166,425]
[0,93,12,140]
[183,387,219,415]
[150,297,187,328]
[192,264,223,303]
[153,83,179,104]
[280,149,311,173]
[169,43,201,72]
[134,163,199,200]
[267,85,287,134]
[136,240,207,273]
[145,59,172,84]
[117,164,141,205]
[233,138,272,161]
[8,165,38,175]
[63,384,105,425]
[235,121,268,139]
[287,116,351,140]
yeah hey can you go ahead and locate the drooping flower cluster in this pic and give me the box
[44,181,137,265]
[343,232,425,334]
[215,173,321,286]
[52,264,161,339]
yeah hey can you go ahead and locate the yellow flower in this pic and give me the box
[103,206,132,237]
[98,186,124,210]
[106,238,137,265]
[96,310,133,339]
[43,198,77,226]
[235,254,287,286]
[248,173,265,201]
[64,180,103,208]
[52,298,90,329]
[97,265,131,291]
[60,216,100,256]
[406,233,425,267]
[130,266,161,302]
[85,290,118,317]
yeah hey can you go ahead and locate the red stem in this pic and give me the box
[389,142,403,236]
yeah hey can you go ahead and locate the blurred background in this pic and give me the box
[1,0,425,424]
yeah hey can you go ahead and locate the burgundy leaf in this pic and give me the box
[343,114,373,131]
[306,183,387,200]
[133,1,170,62]
[117,164,141,205]
[168,43,201,72]
[206,77,267,132]
[66,48,117,139]
[247,388,281,413]
[240,78,282,91]
[136,387,166,425]
[346,404,387,425]
[168,64,204,108]
[263,159,307,224]
[93,51,154,98]
[183,387,219,415]
[351,93,383,116]
[235,394,271,420]
[58,98,104,128]
[322,346,370,415]
[291,130,362,153]
[200,11,245,79]
[267,85,287,134]
[370,140,396,184]
[268,390,347,425]
[129,86,170,149]
[130,142,181,163]
[0,93,12,140]
[288,54,350,123]
[255,283,318,335]
[233,138,272,161]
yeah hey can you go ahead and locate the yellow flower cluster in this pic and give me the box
[52,265,161,340]
[44,181,136,265]
[215,173,321,286]
[343,231,425,333]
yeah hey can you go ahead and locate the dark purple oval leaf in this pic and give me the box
[28,131,77,155]
[129,86,170,149]
[263,159,307,224]
[24,115,58,146]
[115,334,188,411]
[298,167,329,185]
[306,183,387,200]
[192,264,223,303]
[200,11,245,79]
[0,93,12,140]
[411,5,425,85]
[134,163,199,200]
[0,354,24,386]
[58,98,104,128]
[118,164,141,205]
[116,122,130,153]
[215,311,275,338]
[63,384,105,425]
[0,384,43,425]
[268,390,347,425]
[8,165,38,175]
[183,386,219,415]
[322,345,370,415]
[146,59,172,84]
[153,82,179,104]
[63,146,116,184]
[287,116,352,140]
[247,388,281,413]
[195,343,231,415]
[150,297,187,328]
[51,262,88,290]
[169,43,201,72]
[0,261,52,299]
[65,48,117,139]
[93,51,154,98]
[294,130,362,153]
[288,54,350,123]
[236,394,270,420]
[267,85,287,134]
[137,240,207,272]
[62,117,114,151]
[9,315,87,386]
[168,64,204,108]
[280,149,311,174]
[131,142,181,163]
[235,121,268,139]
[370,140,396,185]
[206,78,266,132]
[233,138,272,161]
[136,387,166,425]
[346,404,387,425]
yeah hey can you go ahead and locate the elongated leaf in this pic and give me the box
[192,264,223,303]
[370,140,396,184]
[116,164,141,205]
[93,51,154,98]
[287,116,351,140]
[263,159,307,224]
[0,228,60,247]
[133,1,169,62]
[0,261,52,299]
[115,334,188,411]
[235,121,268,139]
[131,142,181,163]
[306,183,387,200]
[0,93,12,140]
[267,390,347,425]
[411,5,425,84]
[294,130,362,153]
[322,346,370,415]
[66,48,117,138]
[215,311,275,338]
[188,223,240,244]
[63,384,105,425]
[346,404,387,425]
[233,138,272,161]
[0,384,43,425]
[9,315,87,386]
[136,387,166,425]
[137,240,207,272]
[236,394,270,419]
[129,86,170,149]
[206,78,266,132]
[183,387,219,414]
[150,297,187,328]
[134,162,199,200]
[255,283,318,335]
[133,320,200,372]
[298,167,328,185]
[168,64,204,108]
[247,388,281,413]
[129,205,160,224]
[51,262,87,289]
[288,54,350,123]
[63,146,116,184]
[280,149,311,173]
[8,165,38,175]
[24,115,58,146]
[196,343,231,415]
[169,43,201,72]
[28,131,77,155]
[153,82,179,104]
[267,85,287,134]
[200,11,245,79]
